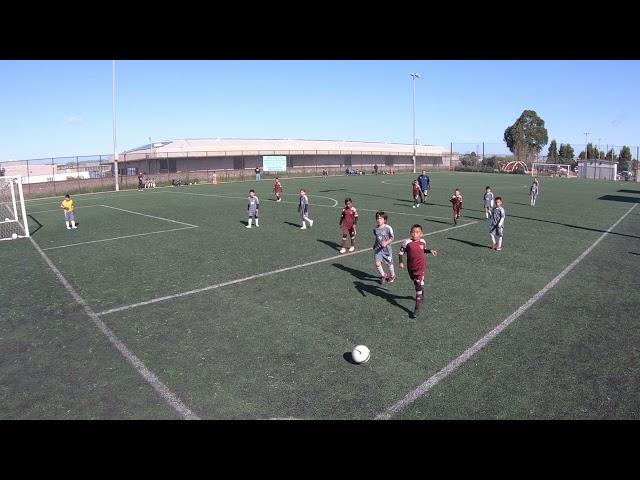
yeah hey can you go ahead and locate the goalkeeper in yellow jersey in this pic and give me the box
[60,194,78,230]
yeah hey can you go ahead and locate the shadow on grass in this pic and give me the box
[283,221,302,229]
[318,189,346,193]
[342,352,359,365]
[353,280,414,316]
[629,252,640,256]
[333,263,379,282]
[318,239,341,251]
[598,195,640,204]
[27,215,44,236]
[448,237,491,248]
[617,189,640,194]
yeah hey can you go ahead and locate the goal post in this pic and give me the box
[531,163,572,177]
[0,175,30,241]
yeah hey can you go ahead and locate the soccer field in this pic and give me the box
[1,172,639,419]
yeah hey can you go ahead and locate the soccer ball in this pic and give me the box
[352,345,370,364]
[11,233,18,239]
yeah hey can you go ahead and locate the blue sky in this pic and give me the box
[1,60,638,161]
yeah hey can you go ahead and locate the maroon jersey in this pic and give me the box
[399,238,429,277]
[412,183,421,197]
[451,194,462,207]
[274,181,282,193]
[340,206,358,229]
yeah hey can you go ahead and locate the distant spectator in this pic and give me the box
[255,166,262,181]
[374,164,379,175]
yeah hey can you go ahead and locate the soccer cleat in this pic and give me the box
[308,219,314,227]
[412,205,416,208]
[412,308,421,318]
[255,223,259,227]
[496,247,502,251]
[300,225,307,229]
[380,274,388,284]
[490,243,496,250]
[67,226,71,229]
[72,226,78,229]
[388,274,397,283]
[348,246,355,252]
[339,248,347,254]
[246,225,252,228]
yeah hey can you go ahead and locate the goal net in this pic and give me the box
[0,175,30,241]
[532,163,572,177]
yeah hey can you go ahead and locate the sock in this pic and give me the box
[65,221,70,228]
[376,264,385,276]
[71,220,76,227]
[486,212,489,218]
[248,218,252,227]
[388,264,395,276]
[497,237,503,248]
[490,233,496,244]
[341,240,347,249]
[301,221,306,227]
[255,219,259,226]
[416,291,424,309]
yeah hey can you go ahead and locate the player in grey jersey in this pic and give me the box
[372,211,396,283]
[484,186,494,218]
[298,189,314,229]
[246,189,259,228]
[489,196,505,251]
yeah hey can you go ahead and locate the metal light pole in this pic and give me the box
[113,60,119,192]
[598,137,602,159]
[410,72,422,174]
[584,132,590,160]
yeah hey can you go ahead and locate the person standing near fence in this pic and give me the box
[255,166,262,181]
[530,178,539,206]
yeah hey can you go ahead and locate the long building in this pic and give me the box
[112,138,458,175]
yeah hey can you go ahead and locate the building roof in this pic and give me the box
[119,138,448,159]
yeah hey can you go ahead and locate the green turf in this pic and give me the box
[1,172,639,419]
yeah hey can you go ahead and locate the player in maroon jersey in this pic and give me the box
[274,177,283,202]
[411,180,422,208]
[338,197,358,254]
[398,224,438,318]
[449,188,463,225]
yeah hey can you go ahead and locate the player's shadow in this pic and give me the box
[318,189,346,193]
[332,263,380,282]
[352,281,414,316]
[629,252,640,256]
[617,189,640,194]
[447,237,490,248]
[509,202,531,206]
[318,239,341,250]
[283,221,302,229]
[424,218,454,225]
[598,195,640,204]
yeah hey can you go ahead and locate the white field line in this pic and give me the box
[40,226,198,251]
[29,236,200,420]
[164,190,456,220]
[375,202,638,420]
[28,205,105,214]
[97,221,477,317]
[99,204,198,227]
[39,205,199,251]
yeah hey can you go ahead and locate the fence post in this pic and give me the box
[52,158,56,196]
[76,156,81,193]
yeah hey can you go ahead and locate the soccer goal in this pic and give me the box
[0,175,30,241]
[532,163,572,177]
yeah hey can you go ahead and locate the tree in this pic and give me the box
[578,143,599,160]
[482,155,497,168]
[619,145,632,171]
[503,110,549,164]
[605,148,618,162]
[558,143,575,165]
[547,139,559,163]
[461,152,479,167]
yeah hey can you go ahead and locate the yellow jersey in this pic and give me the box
[61,198,74,212]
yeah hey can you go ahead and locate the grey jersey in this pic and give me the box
[484,191,494,208]
[298,194,309,215]
[373,224,394,255]
[490,206,505,228]
[248,196,260,215]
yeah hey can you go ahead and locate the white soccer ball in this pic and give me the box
[352,345,370,364]
[11,233,18,239]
